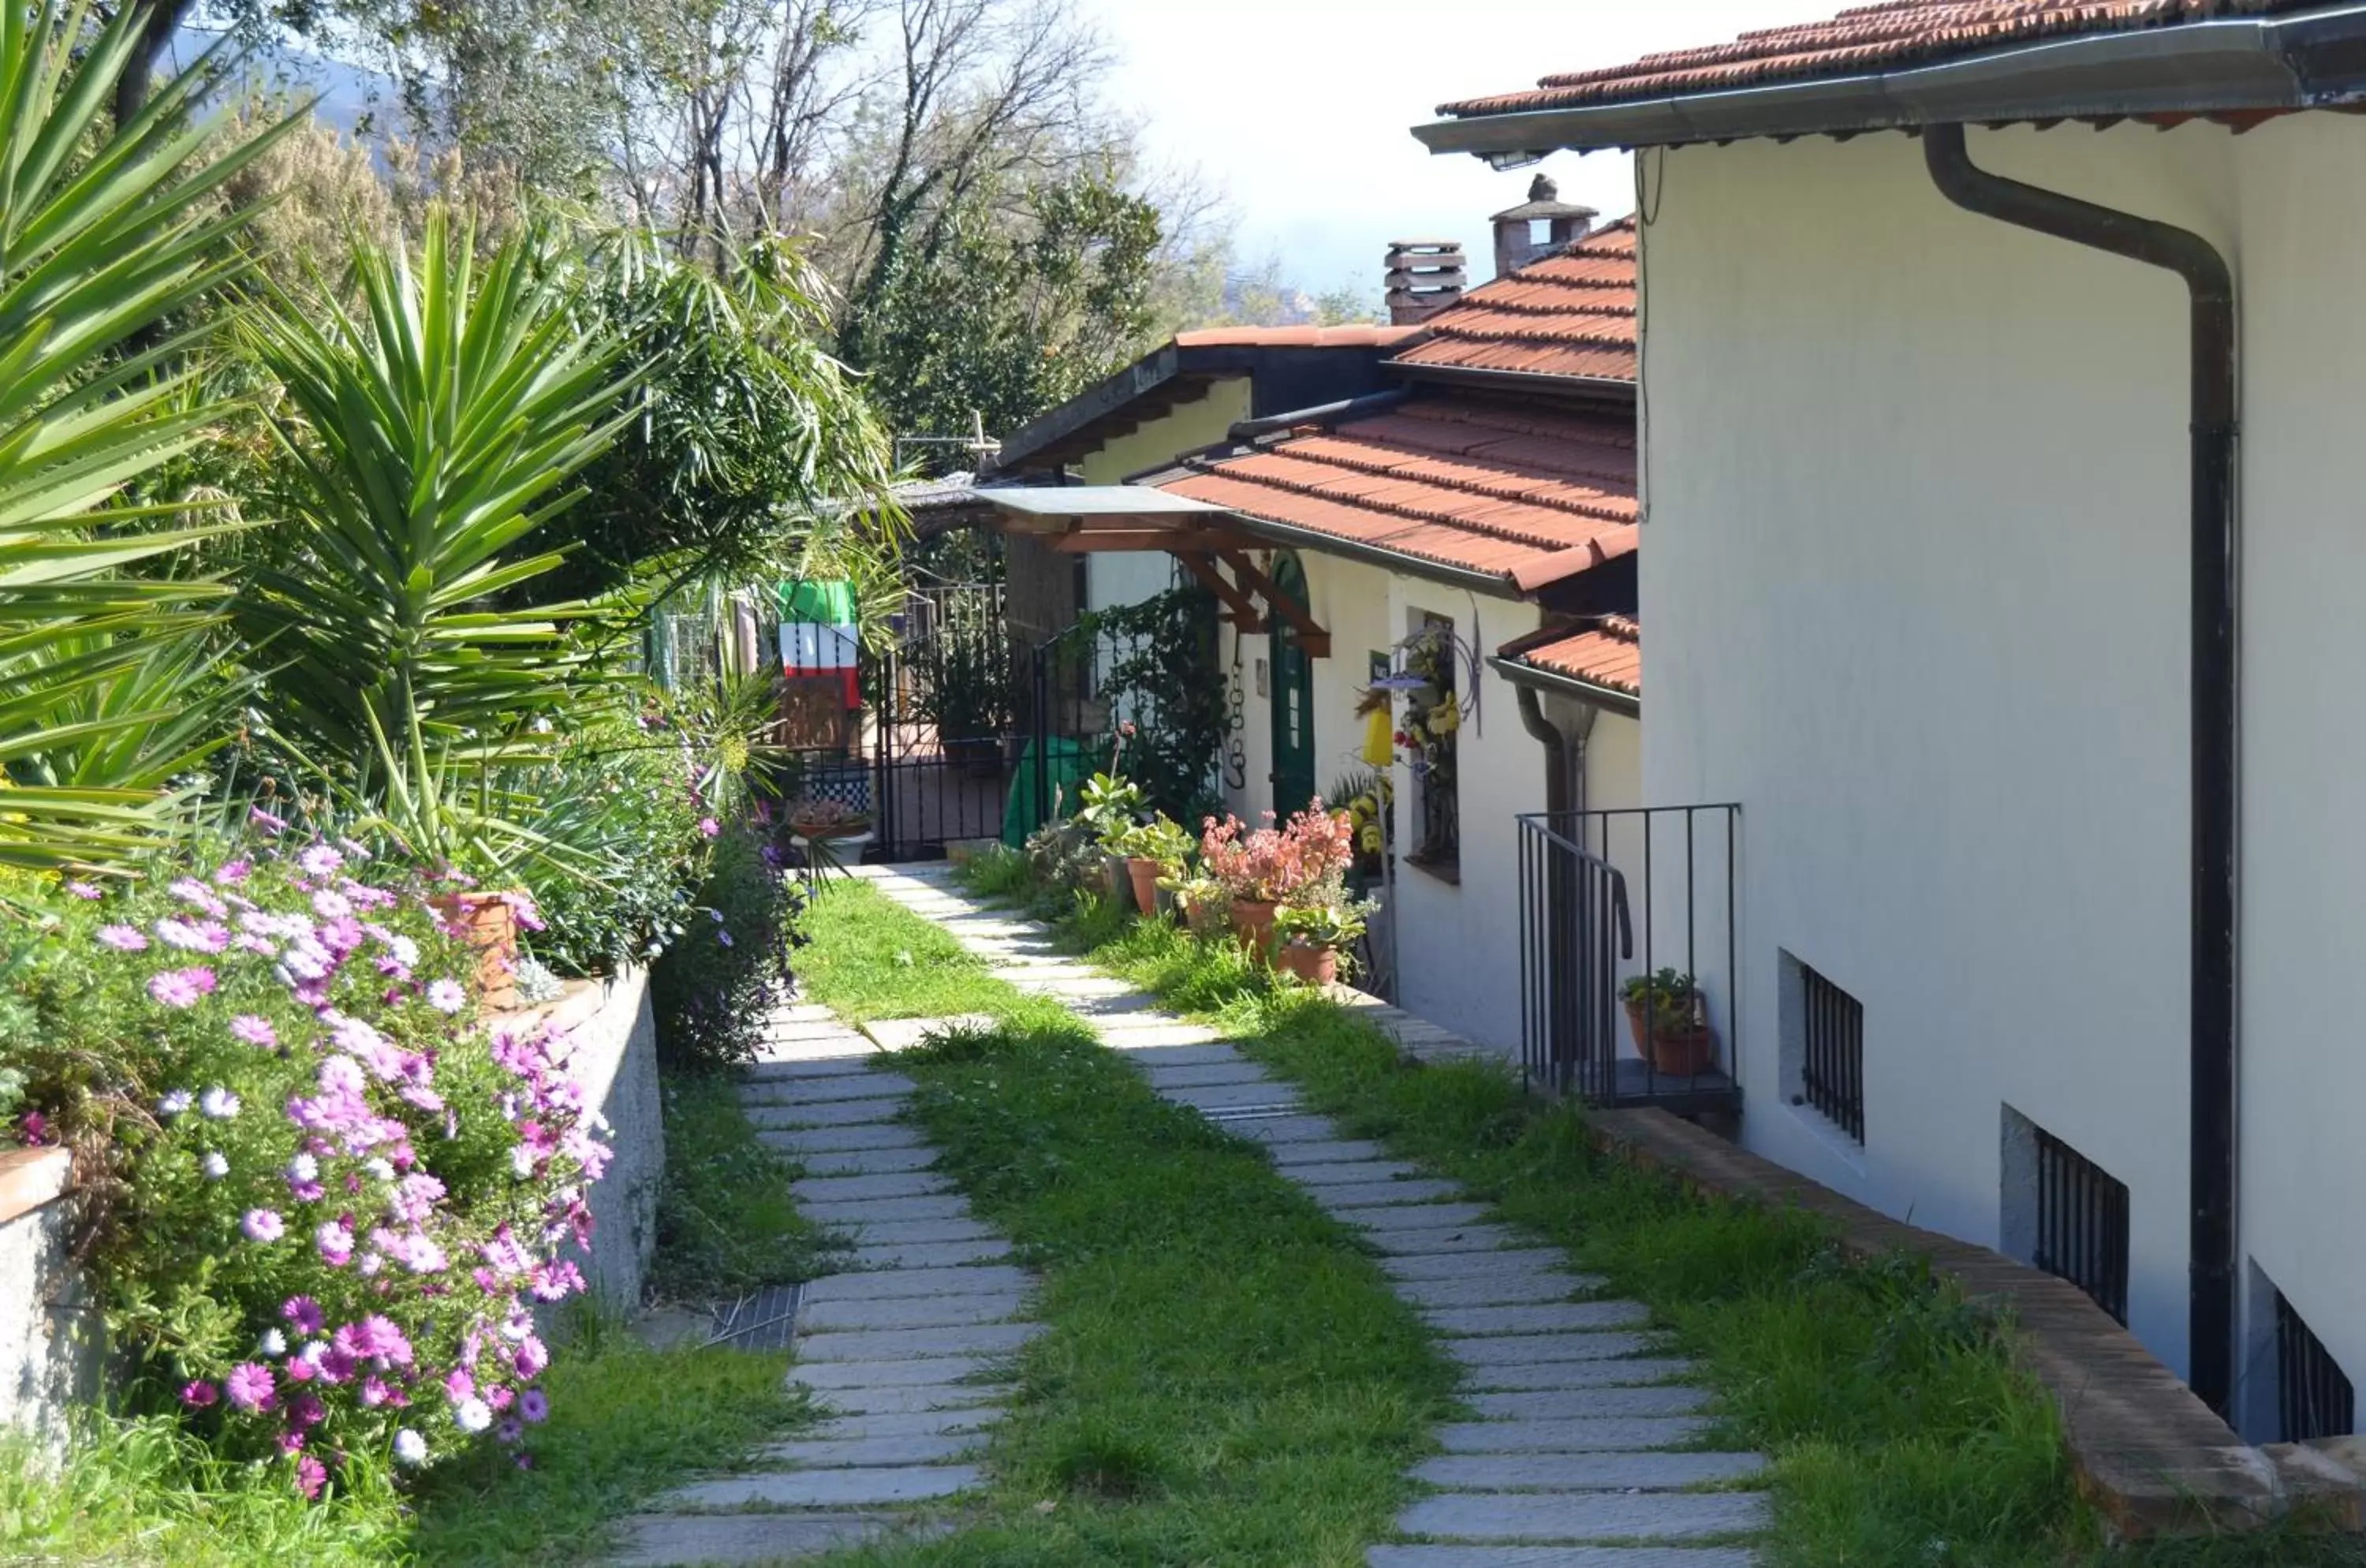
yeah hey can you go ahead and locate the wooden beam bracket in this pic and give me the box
[1217,547,1332,657]
[1174,551,1265,633]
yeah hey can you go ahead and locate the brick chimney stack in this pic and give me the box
[1385,241,1467,326]
[1490,174,1597,278]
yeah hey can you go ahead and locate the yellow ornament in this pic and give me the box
[1428,700,1460,736]
[1362,705,1394,767]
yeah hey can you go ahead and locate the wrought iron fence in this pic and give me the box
[1516,805,1741,1111]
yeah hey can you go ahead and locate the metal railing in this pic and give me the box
[1516,805,1741,1110]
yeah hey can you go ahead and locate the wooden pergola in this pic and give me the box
[978,487,1331,656]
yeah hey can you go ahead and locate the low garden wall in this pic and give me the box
[0,965,666,1445]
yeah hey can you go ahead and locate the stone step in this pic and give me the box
[1413,1449,1764,1492]
[1397,1273,1592,1310]
[1394,1489,1767,1544]
[1106,1042,1244,1068]
[809,1407,1002,1439]
[1156,1081,1303,1112]
[1435,1417,1716,1454]
[800,1195,976,1226]
[793,1321,1043,1363]
[740,1073,916,1105]
[1424,1302,1651,1337]
[845,1238,1013,1270]
[1311,1179,1467,1209]
[661,1464,983,1509]
[792,1171,954,1203]
[756,1432,977,1469]
[1461,1357,1699,1392]
[1137,1062,1278,1089]
[862,1016,997,1052]
[797,1144,941,1177]
[1467,1386,1714,1421]
[792,1356,1008,1391]
[1368,1224,1528,1256]
[1383,1248,1569,1281]
[801,1264,1032,1304]
[1220,1115,1353,1146]
[1369,1545,1760,1567]
[1271,1138,1392,1167]
[808,1379,1013,1414]
[745,1055,893,1081]
[1446,1332,1666,1368]
[745,1098,911,1130]
[761,1123,926,1155]
[794,1292,1029,1333]
[1283,1159,1427,1187]
[607,1510,919,1566]
[1342,1202,1496,1233]
[1088,1021,1227,1049]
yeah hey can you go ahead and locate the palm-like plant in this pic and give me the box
[0,0,293,870]
[237,210,644,868]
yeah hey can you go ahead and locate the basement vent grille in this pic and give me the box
[2276,1290,2356,1443]
[1798,964,1864,1144]
[2032,1128,2130,1325]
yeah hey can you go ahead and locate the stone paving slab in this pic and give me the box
[747,1055,896,1081]
[798,1144,942,1176]
[792,1171,954,1203]
[1461,1357,1698,1392]
[1383,1248,1571,1280]
[808,1379,1014,1413]
[793,1321,1043,1363]
[792,1354,1006,1391]
[1285,1159,1427,1187]
[1006,973,1138,997]
[762,1122,925,1155]
[1435,1417,1714,1454]
[808,1407,1002,1439]
[745,1097,911,1129]
[662,1464,983,1508]
[801,1264,1032,1303]
[1136,1061,1278,1088]
[608,1510,916,1565]
[1424,1302,1651,1337]
[1056,991,1163,1016]
[741,1073,916,1105]
[1468,1386,1714,1421]
[1364,1223,1527,1255]
[1219,1114,1354,1145]
[759,1432,978,1469]
[1087,1021,1226,1048]
[799,1194,975,1226]
[1311,1178,1467,1209]
[1344,1203,1498,1234]
[861,1015,997,1051]
[759,1017,870,1042]
[1398,1273,1588,1309]
[846,1238,1013,1269]
[1368,1546,1760,1567]
[795,1291,1029,1333]
[1446,1332,1666,1367]
[1413,1450,1767,1491]
[829,1213,996,1243]
[1162,1081,1306,1111]
[1395,1490,1767,1543]
[751,1036,885,1067]
[1270,1137,1392,1167]
[1099,1040,1239,1065]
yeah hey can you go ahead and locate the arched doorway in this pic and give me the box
[1267,551,1316,816]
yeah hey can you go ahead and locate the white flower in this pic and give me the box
[156,1089,192,1119]
[200,1152,229,1181]
[387,935,420,968]
[393,1428,427,1465]
[199,1087,241,1120]
[287,1152,319,1184]
[510,1145,536,1178]
[453,1397,492,1434]
[258,1329,286,1357]
[365,1158,396,1182]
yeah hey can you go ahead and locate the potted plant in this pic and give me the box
[1116,814,1194,917]
[1200,802,1355,961]
[787,796,871,842]
[1271,899,1373,985]
[1077,771,1147,899]
[1622,968,1719,1075]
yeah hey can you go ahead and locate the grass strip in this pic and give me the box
[657,1070,847,1297]
[1024,879,2366,1568]
[795,882,1459,1566]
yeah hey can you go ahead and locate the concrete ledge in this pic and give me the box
[0,1148,70,1226]
[1586,1107,2319,1540]
[0,1148,99,1449]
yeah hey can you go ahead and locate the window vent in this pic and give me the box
[2032,1128,2130,1324]
[2277,1290,2355,1443]
[1798,964,1864,1143]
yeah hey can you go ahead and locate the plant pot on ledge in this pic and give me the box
[1229,898,1278,960]
[1126,857,1162,918]
[1622,995,1718,1077]
[1274,941,1338,985]
[431,890,518,1010]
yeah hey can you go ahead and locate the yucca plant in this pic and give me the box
[0,0,293,870]
[237,210,645,868]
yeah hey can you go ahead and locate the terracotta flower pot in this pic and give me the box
[431,890,517,1010]
[1126,857,1162,917]
[1624,995,1717,1076]
[1274,942,1338,985]
[1229,898,1278,959]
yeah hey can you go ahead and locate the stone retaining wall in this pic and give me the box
[0,1148,100,1450]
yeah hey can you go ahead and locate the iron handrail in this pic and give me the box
[1513,812,1633,961]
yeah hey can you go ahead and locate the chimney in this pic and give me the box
[1385,241,1466,326]
[1490,173,1598,278]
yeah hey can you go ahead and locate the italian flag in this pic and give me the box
[779,580,860,708]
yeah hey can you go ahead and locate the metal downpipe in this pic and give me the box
[1923,121,2239,1413]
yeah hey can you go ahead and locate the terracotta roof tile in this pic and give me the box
[1154,395,1636,592]
[1438,0,2318,118]
[1173,324,1424,349]
[1498,615,1641,696]
[1394,222,1639,383]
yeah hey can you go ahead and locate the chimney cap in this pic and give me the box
[1490,172,1597,226]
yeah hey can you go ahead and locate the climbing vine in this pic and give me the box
[1060,584,1226,823]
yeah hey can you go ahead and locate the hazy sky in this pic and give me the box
[1086,0,1810,299]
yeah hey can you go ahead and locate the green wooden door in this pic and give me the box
[1268,551,1316,816]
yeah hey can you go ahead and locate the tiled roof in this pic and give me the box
[1498,615,1641,696]
[1155,395,1636,593]
[1439,0,2318,118]
[1393,222,1636,384]
[1173,324,1423,349]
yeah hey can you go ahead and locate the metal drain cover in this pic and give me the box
[708,1284,800,1350]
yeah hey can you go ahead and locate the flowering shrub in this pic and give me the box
[650,824,804,1071]
[11,828,609,1497]
[1197,803,1355,906]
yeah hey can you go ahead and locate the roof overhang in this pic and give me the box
[1412,3,2366,159]
[1486,653,1640,717]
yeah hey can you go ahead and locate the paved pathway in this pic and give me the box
[859,861,1768,1568]
[610,999,1039,1566]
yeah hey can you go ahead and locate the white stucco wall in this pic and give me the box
[1639,113,2366,1409]
[1080,382,1250,614]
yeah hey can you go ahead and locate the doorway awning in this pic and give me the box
[972,486,1331,655]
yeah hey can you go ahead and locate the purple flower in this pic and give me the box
[518,1387,549,1424]
[225,1362,276,1413]
[180,1379,218,1409]
[315,1221,354,1266]
[424,978,466,1014]
[64,880,101,900]
[698,816,721,838]
[199,1087,241,1120]
[512,1335,548,1379]
[230,1015,278,1049]
[241,1208,285,1243]
[18,1111,48,1146]
[298,844,344,877]
[312,890,353,920]
[293,1454,327,1499]
[156,1089,192,1118]
[717,929,734,948]
[96,924,147,951]
[283,1295,324,1336]
[250,806,288,834]
[147,968,215,1008]
[495,1417,524,1443]
[156,917,230,953]
[215,859,252,885]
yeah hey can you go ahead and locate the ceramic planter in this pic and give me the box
[431,890,518,1010]
[1229,898,1278,959]
[1274,942,1338,985]
[1125,857,1162,917]
[1625,995,1718,1076]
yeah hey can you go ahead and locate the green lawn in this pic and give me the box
[794,885,1458,1567]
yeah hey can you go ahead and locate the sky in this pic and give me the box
[1086,0,1810,301]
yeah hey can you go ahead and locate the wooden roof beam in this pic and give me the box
[1218,547,1331,657]
[1174,551,1266,632]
